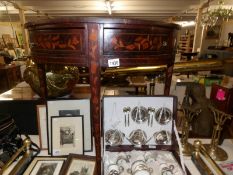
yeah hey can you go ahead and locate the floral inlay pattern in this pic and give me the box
[104,31,169,52]
[33,33,83,51]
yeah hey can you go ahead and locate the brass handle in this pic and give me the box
[0,138,32,174]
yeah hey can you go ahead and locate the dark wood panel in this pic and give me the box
[0,65,22,93]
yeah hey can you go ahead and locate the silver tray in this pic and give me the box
[131,106,149,124]
[155,107,172,125]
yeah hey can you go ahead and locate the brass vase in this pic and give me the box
[23,64,79,98]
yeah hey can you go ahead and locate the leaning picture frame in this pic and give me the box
[60,154,97,175]
[206,25,221,39]
[23,156,66,175]
[36,105,48,150]
[46,99,92,153]
[51,115,84,156]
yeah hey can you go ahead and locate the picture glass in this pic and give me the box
[51,116,83,156]
[67,159,96,175]
[23,157,66,175]
[47,99,92,153]
[30,160,64,175]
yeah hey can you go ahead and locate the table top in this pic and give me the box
[0,82,91,101]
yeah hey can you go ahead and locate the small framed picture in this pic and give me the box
[47,99,92,153]
[60,154,97,175]
[206,25,221,39]
[36,105,48,150]
[23,156,66,175]
[51,116,84,156]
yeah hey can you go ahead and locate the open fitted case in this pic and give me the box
[102,96,185,175]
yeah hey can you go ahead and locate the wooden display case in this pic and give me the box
[25,17,180,173]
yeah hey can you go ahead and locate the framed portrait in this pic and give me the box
[15,30,24,47]
[51,116,84,156]
[23,156,66,175]
[60,154,97,175]
[36,105,48,150]
[206,25,221,39]
[47,99,92,153]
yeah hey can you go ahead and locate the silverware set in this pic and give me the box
[148,107,155,127]
[123,106,172,127]
[105,129,171,146]
[123,107,131,127]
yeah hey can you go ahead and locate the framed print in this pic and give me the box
[60,154,96,175]
[206,25,221,39]
[47,99,92,153]
[23,156,66,175]
[51,116,84,156]
[36,105,48,150]
[15,30,24,47]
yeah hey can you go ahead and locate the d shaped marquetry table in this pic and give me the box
[25,17,180,174]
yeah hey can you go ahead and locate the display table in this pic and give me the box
[3,136,233,175]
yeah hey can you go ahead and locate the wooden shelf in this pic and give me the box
[178,33,194,55]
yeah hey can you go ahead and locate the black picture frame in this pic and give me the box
[51,115,84,156]
[46,99,92,154]
[23,156,66,175]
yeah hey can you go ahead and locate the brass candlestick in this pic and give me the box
[204,105,233,161]
[191,140,214,175]
[180,106,201,156]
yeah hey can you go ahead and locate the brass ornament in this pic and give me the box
[105,129,125,146]
[180,106,201,156]
[23,64,79,98]
[131,106,149,124]
[203,105,233,161]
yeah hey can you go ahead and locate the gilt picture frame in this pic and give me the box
[60,154,97,175]
[51,115,84,156]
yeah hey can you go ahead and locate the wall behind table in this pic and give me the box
[201,20,233,55]
[0,22,21,37]
[0,99,44,134]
